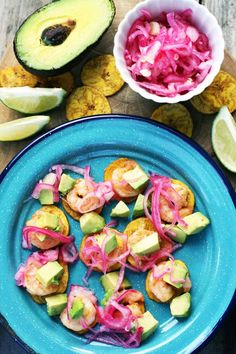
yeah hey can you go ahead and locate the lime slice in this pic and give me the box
[212,106,236,172]
[0,115,50,141]
[0,87,66,114]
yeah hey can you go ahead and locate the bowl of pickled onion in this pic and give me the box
[113,0,224,103]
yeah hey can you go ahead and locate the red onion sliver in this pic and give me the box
[60,242,79,263]
[50,164,85,176]
[22,226,74,249]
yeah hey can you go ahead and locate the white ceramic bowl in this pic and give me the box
[113,0,225,104]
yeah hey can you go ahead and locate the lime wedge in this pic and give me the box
[212,106,236,172]
[0,115,50,141]
[0,87,66,114]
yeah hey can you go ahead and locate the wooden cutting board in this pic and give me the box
[0,0,235,189]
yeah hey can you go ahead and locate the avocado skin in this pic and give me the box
[13,0,116,77]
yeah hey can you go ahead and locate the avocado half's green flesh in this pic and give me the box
[14,0,116,76]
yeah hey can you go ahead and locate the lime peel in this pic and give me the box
[212,106,236,173]
[0,115,50,141]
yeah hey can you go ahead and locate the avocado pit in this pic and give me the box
[41,20,76,46]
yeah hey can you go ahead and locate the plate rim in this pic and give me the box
[0,113,235,354]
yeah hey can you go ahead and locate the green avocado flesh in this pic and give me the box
[14,0,115,75]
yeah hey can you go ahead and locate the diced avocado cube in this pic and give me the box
[37,234,47,242]
[96,234,118,254]
[163,260,188,289]
[80,212,105,234]
[170,293,191,318]
[178,212,210,235]
[123,166,149,191]
[110,201,130,218]
[37,212,59,230]
[39,189,54,205]
[137,311,158,341]
[58,174,76,195]
[36,261,64,287]
[45,293,67,316]
[70,299,84,320]
[132,194,148,219]
[132,232,160,256]
[101,289,113,306]
[164,225,187,244]
[105,234,118,254]
[36,212,59,241]
[43,173,57,185]
[100,271,131,293]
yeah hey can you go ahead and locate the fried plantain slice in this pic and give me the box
[31,262,69,304]
[37,72,75,94]
[190,94,216,114]
[0,65,38,87]
[124,217,156,237]
[151,103,193,137]
[81,54,125,96]
[66,86,111,120]
[62,198,82,221]
[191,70,236,114]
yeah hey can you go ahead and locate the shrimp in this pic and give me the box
[24,259,60,296]
[26,206,69,250]
[60,287,97,332]
[112,167,139,199]
[146,262,176,303]
[118,290,145,317]
[66,178,102,214]
[183,276,192,292]
[159,181,193,223]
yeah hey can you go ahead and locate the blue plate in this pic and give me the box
[0,115,235,354]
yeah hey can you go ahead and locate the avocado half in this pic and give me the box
[14,0,116,76]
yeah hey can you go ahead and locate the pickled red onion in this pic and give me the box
[31,182,59,202]
[97,300,133,331]
[60,242,79,263]
[144,174,187,243]
[50,164,86,176]
[125,9,212,97]
[22,226,74,249]
[85,326,143,348]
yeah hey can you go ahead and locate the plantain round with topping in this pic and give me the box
[26,205,69,250]
[124,217,172,270]
[31,262,69,304]
[104,158,148,203]
[80,228,128,273]
[146,260,191,303]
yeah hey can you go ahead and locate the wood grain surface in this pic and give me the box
[0,1,235,354]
